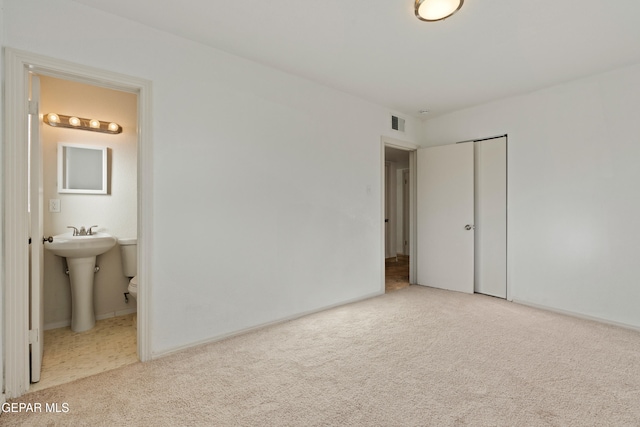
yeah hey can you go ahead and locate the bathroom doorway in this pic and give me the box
[29,75,139,391]
[3,48,152,398]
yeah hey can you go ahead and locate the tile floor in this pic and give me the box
[30,314,138,393]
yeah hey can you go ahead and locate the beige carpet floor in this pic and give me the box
[4,286,640,426]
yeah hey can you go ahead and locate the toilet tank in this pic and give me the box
[118,238,137,277]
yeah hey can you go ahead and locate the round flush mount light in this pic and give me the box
[415,0,464,22]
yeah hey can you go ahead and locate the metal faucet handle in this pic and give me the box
[67,226,79,236]
[87,225,99,235]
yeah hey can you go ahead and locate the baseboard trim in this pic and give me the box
[103,308,138,319]
[152,290,385,359]
[44,309,138,331]
[44,320,70,331]
[512,299,640,332]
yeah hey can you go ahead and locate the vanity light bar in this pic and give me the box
[43,113,122,134]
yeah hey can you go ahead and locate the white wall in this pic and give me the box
[2,0,420,355]
[424,64,640,328]
[39,76,137,328]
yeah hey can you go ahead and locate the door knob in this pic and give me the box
[42,236,53,244]
[464,224,474,231]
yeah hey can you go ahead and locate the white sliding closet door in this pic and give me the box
[474,137,507,298]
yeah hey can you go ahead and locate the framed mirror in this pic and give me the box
[58,143,108,194]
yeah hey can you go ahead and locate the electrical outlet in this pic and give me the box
[49,199,61,213]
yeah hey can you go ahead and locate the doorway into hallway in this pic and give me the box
[384,145,412,293]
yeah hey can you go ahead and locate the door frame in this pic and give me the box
[29,74,45,383]
[3,48,153,398]
[380,136,418,291]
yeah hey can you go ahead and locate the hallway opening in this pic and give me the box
[384,144,412,293]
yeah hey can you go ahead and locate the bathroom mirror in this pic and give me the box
[58,143,108,194]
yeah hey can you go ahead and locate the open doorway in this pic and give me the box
[3,48,152,399]
[29,74,139,392]
[384,145,412,292]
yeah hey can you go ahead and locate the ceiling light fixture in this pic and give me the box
[43,113,122,134]
[415,0,464,22]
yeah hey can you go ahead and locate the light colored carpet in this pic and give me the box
[4,286,640,426]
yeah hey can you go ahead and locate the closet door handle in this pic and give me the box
[464,224,474,231]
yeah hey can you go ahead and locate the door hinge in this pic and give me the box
[28,100,39,116]
[29,328,39,344]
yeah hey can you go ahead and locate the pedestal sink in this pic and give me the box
[45,232,116,332]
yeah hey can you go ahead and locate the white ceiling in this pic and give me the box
[71,0,640,118]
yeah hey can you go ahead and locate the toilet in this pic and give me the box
[119,238,138,325]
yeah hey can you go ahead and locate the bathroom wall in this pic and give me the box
[40,75,138,328]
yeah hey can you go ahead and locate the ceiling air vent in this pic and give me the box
[391,115,405,132]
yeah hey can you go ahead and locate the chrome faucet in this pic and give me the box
[67,225,99,236]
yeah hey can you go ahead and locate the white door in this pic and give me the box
[29,74,45,383]
[384,162,390,258]
[474,137,507,298]
[416,142,475,293]
[402,169,410,255]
